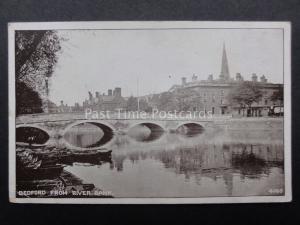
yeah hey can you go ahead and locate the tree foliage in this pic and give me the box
[156,92,177,111]
[15,30,62,114]
[174,88,201,111]
[16,30,61,84]
[155,89,202,111]
[126,96,151,111]
[16,82,43,115]
[227,81,262,108]
[270,86,283,103]
[126,96,138,111]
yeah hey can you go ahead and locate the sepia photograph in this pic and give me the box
[8,21,291,203]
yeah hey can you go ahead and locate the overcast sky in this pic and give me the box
[49,28,283,105]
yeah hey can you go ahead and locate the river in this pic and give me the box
[64,122,284,197]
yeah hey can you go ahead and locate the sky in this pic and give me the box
[49,28,283,105]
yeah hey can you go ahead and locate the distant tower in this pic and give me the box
[113,87,122,97]
[181,77,187,85]
[219,43,230,81]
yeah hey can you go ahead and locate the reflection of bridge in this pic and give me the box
[16,113,217,151]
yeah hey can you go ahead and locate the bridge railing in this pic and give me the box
[16,111,233,124]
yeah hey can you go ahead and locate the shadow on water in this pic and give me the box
[176,123,204,137]
[232,150,267,178]
[62,151,113,166]
[16,126,49,144]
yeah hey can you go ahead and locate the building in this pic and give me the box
[169,44,283,116]
[83,87,126,111]
[57,100,73,113]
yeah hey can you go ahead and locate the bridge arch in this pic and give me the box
[62,120,115,150]
[16,124,51,146]
[176,122,204,136]
[128,121,165,142]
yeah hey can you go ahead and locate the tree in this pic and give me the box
[270,86,283,104]
[139,99,152,112]
[156,92,177,111]
[126,96,138,111]
[154,89,203,112]
[16,82,43,115]
[228,81,262,113]
[126,96,151,112]
[15,30,62,114]
[174,88,201,111]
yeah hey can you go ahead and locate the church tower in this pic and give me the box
[219,43,230,81]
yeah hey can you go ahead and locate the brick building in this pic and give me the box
[83,87,126,111]
[169,44,283,116]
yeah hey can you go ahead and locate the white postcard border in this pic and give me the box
[8,21,292,204]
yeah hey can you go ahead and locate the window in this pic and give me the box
[265,99,268,105]
[221,90,224,96]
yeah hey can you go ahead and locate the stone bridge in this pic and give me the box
[16,112,222,151]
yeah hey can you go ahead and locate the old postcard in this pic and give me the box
[8,21,291,204]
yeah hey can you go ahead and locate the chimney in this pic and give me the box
[236,73,242,81]
[208,74,213,81]
[113,87,121,97]
[252,73,258,82]
[260,75,267,83]
[108,89,113,96]
[192,74,198,82]
[181,77,187,85]
[88,91,93,100]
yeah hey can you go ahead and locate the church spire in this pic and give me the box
[220,43,230,80]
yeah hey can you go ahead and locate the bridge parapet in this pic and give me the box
[16,112,230,125]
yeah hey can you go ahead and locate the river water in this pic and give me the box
[64,123,284,197]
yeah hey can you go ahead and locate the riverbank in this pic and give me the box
[16,147,113,198]
[207,117,284,130]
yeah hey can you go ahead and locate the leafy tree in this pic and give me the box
[153,89,203,112]
[126,96,138,111]
[156,92,177,111]
[139,99,152,112]
[15,30,62,113]
[16,82,43,115]
[174,88,201,111]
[126,96,151,112]
[270,86,283,104]
[228,81,262,109]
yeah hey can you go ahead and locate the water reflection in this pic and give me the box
[65,128,284,197]
[64,122,114,148]
[110,143,282,176]
[128,123,164,142]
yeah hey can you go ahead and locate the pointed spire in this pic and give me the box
[220,43,230,80]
